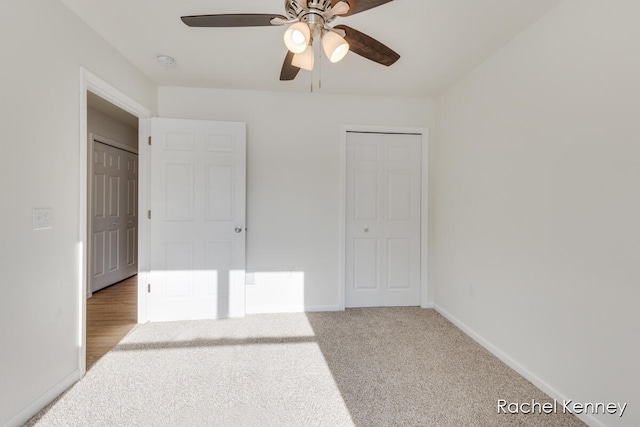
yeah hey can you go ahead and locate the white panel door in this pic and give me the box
[91,141,138,292]
[149,118,246,321]
[345,132,421,307]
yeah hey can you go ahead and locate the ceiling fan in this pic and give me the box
[181,0,400,81]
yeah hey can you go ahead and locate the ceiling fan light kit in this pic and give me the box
[322,30,349,63]
[284,22,311,54]
[180,0,399,81]
[292,44,315,71]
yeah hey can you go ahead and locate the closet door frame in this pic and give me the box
[339,125,430,310]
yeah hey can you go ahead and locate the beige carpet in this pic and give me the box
[27,308,584,426]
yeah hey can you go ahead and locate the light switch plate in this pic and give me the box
[33,208,53,230]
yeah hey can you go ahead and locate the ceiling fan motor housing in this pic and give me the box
[286,0,337,27]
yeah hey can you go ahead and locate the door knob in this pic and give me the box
[235,227,243,233]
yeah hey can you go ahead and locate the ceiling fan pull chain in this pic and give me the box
[319,44,323,90]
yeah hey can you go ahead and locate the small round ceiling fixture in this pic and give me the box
[157,55,176,67]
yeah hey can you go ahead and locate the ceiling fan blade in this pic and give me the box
[331,0,394,16]
[280,51,301,81]
[181,14,287,27]
[334,25,400,66]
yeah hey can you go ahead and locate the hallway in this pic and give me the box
[86,276,138,368]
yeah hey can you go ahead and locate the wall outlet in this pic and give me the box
[469,285,476,299]
[33,208,53,230]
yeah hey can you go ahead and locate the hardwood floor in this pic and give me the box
[86,275,138,368]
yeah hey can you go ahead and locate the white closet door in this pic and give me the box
[91,141,138,292]
[148,118,246,321]
[345,132,422,307]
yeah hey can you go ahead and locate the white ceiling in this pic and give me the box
[61,0,563,98]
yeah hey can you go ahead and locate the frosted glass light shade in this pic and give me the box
[292,45,315,71]
[322,31,349,63]
[284,22,311,54]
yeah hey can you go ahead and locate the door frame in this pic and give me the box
[338,125,430,310]
[79,68,151,374]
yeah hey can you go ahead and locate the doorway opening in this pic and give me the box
[85,92,140,367]
[88,92,139,293]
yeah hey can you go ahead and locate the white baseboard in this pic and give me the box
[305,305,341,312]
[432,304,606,427]
[246,305,341,315]
[246,306,304,314]
[2,368,83,427]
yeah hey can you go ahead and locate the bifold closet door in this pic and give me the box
[345,132,422,307]
[91,141,138,292]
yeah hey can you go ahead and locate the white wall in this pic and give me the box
[88,107,138,150]
[158,86,434,312]
[433,1,639,426]
[0,0,156,425]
